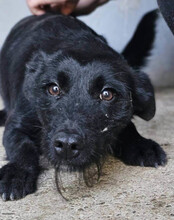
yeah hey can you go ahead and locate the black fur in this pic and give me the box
[0,13,166,201]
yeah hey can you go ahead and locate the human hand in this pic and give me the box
[27,0,79,15]
[27,0,108,16]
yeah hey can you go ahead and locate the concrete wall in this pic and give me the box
[0,0,174,87]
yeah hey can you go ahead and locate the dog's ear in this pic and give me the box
[24,51,63,102]
[131,71,156,121]
[23,52,47,102]
[25,51,47,73]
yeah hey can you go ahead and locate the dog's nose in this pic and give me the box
[54,133,81,159]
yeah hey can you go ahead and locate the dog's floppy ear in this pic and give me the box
[23,51,47,102]
[24,50,63,102]
[131,71,156,121]
[25,51,47,73]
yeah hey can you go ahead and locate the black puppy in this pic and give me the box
[0,13,166,201]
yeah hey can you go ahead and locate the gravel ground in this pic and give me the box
[0,89,174,220]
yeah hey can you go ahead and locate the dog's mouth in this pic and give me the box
[54,145,105,171]
[43,128,114,198]
[52,138,111,199]
[49,129,111,169]
[53,137,111,171]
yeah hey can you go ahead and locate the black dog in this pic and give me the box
[0,13,166,201]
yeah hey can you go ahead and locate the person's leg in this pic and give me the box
[157,0,174,34]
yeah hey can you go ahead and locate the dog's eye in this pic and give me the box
[48,84,60,96]
[100,89,113,101]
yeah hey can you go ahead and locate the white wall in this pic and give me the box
[0,0,174,87]
[80,0,158,52]
[0,0,30,45]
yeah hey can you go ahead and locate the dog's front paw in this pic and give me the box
[0,163,39,201]
[117,139,167,167]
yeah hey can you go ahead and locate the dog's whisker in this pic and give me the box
[83,161,103,187]
[55,165,69,201]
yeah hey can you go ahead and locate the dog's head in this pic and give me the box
[24,48,155,171]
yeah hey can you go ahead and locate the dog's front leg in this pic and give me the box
[112,122,167,167]
[0,115,40,201]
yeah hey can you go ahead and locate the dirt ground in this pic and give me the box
[0,89,174,220]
